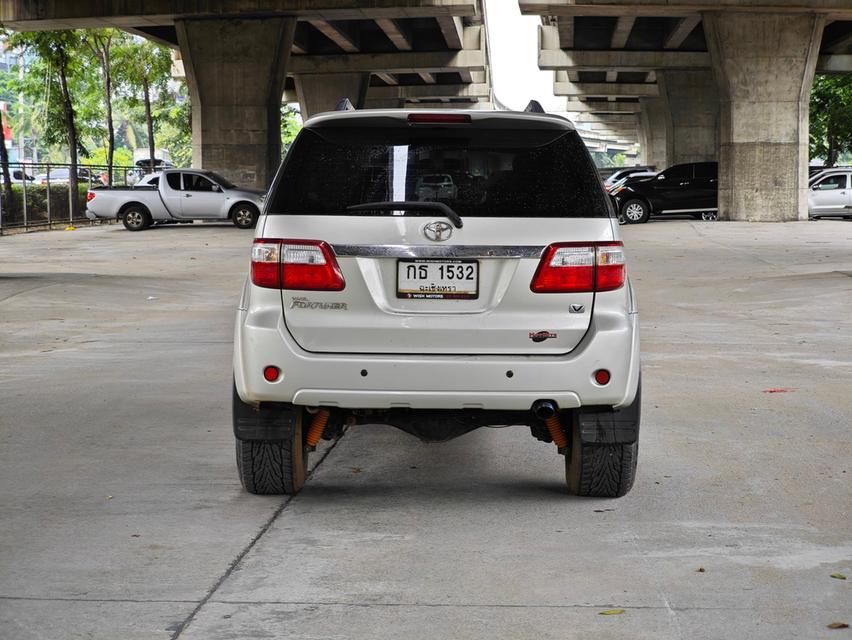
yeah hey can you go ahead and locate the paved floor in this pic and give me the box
[1,220,850,639]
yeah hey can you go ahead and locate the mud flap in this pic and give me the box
[575,378,641,445]
[232,382,298,441]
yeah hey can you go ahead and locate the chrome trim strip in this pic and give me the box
[659,208,719,213]
[331,244,546,259]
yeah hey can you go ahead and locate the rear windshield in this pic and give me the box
[268,126,610,218]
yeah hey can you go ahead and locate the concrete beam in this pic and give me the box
[817,54,852,72]
[437,15,464,49]
[565,100,642,113]
[374,72,398,85]
[664,15,702,49]
[573,113,639,124]
[555,82,660,97]
[375,18,413,50]
[1,1,480,29]
[284,82,490,102]
[307,18,359,53]
[610,16,636,49]
[288,45,485,75]
[519,1,852,19]
[558,16,574,48]
[539,33,711,70]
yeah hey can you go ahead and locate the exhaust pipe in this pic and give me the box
[531,399,558,421]
[532,400,568,450]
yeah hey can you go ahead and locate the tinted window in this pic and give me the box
[166,173,182,190]
[815,175,847,190]
[269,127,609,218]
[184,174,216,192]
[204,172,236,189]
[147,177,160,187]
[660,165,693,182]
[694,162,718,179]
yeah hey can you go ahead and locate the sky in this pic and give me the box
[484,0,566,114]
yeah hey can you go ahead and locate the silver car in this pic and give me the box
[809,170,852,220]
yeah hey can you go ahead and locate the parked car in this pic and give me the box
[603,166,656,193]
[233,108,641,498]
[10,169,35,183]
[808,169,852,220]
[34,167,93,185]
[85,168,265,230]
[612,161,718,223]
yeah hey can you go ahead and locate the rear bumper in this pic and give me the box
[234,284,640,412]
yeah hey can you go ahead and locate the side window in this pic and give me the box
[661,165,693,182]
[694,163,717,179]
[166,172,182,190]
[148,177,160,187]
[814,175,847,191]
[184,174,216,192]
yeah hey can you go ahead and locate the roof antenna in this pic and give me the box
[524,100,546,113]
[335,98,356,111]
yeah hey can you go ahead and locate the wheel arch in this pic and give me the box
[118,201,151,217]
[228,200,259,220]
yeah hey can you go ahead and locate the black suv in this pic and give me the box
[612,161,718,223]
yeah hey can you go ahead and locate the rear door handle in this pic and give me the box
[184,194,192,198]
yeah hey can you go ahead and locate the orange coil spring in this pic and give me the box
[544,414,568,449]
[306,409,330,448]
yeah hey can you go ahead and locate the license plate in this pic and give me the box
[396,259,479,300]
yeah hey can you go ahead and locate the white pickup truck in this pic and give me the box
[85,168,266,231]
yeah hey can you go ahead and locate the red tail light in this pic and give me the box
[86,192,96,201]
[531,242,625,293]
[251,239,345,291]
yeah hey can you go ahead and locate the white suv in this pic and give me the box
[233,109,641,497]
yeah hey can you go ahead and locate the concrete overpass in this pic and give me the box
[521,0,852,221]
[0,1,493,189]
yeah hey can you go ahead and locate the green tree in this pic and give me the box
[154,80,191,167]
[810,75,852,167]
[114,37,172,169]
[8,30,87,216]
[82,29,122,184]
[281,104,301,154]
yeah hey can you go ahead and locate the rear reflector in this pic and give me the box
[531,242,625,293]
[251,239,345,291]
[407,113,471,124]
[594,369,611,385]
[263,366,280,382]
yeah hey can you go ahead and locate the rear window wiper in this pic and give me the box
[345,201,463,229]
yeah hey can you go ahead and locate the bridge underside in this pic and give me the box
[522,0,852,221]
[2,1,493,189]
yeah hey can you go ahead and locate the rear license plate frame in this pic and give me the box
[396,259,479,300]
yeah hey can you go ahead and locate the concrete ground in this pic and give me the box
[1,220,850,639]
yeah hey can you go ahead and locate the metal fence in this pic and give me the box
[0,162,156,234]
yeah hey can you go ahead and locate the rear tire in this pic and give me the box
[565,417,638,498]
[231,203,259,229]
[235,409,308,495]
[621,199,650,224]
[122,205,151,231]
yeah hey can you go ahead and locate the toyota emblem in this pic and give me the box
[423,221,453,242]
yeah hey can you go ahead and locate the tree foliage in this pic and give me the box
[810,75,852,167]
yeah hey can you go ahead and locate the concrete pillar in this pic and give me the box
[658,70,719,165]
[639,97,669,170]
[176,18,295,190]
[295,73,371,120]
[704,12,825,221]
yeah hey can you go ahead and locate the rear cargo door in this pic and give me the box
[263,119,616,356]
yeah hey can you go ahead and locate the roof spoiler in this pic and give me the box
[524,100,546,113]
[335,98,356,111]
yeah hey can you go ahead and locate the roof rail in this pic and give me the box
[335,98,356,111]
[524,100,546,114]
